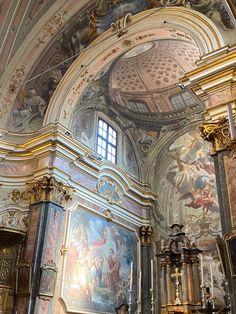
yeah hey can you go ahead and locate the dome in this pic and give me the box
[109,39,200,113]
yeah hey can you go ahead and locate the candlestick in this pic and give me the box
[128,288,133,314]
[137,270,142,314]
[200,254,204,285]
[129,261,133,290]
[227,104,236,140]
[151,259,154,290]
[138,270,142,300]
[210,264,215,308]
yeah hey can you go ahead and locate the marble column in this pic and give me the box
[181,259,188,305]
[187,262,194,304]
[166,261,172,305]
[192,256,201,305]
[160,260,167,308]
[139,226,153,314]
[14,176,73,314]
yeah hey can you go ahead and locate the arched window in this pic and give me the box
[127,100,149,113]
[96,119,117,164]
[170,92,195,110]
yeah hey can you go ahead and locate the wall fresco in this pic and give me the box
[156,128,225,305]
[124,136,139,179]
[224,155,236,227]
[8,0,236,132]
[71,108,95,149]
[63,208,137,313]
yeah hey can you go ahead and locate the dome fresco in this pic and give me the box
[109,39,200,113]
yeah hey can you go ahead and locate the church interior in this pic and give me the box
[0,0,236,313]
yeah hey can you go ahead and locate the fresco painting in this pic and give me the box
[224,155,236,226]
[63,208,137,313]
[72,108,94,148]
[124,137,139,180]
[9,0,236,133]
[156,129,225,305]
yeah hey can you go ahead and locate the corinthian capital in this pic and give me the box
[26,176,73,206]
[199,118,232,154]
[139,225,153,246]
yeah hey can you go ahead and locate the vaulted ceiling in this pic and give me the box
[0,0,236,133]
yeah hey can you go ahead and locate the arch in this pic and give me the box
[44,7,225,128]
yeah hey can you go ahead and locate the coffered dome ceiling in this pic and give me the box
[109,39,201,113]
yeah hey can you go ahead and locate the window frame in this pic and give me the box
[127,99,150,113]
[96,118,118,164]
[170,91,196,110]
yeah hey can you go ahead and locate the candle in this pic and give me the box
[151,259,154,289]
[227,104,236,140]
[200,254,204,285]
[210,263,214,299]
[130,261,133,290]
[138,270,142,301]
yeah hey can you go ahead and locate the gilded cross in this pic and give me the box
[171,267,182,305]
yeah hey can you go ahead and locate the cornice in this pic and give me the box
[0,123,157,206]
[182,48,236,87]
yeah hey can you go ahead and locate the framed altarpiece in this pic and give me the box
[60,205,138,313]
[224,226,236,278]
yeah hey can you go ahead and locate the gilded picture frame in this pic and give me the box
[224,227,236,277]
[16,262,32,295]
[216,235,227,277]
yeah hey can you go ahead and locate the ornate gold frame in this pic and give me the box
[224,227,236,277]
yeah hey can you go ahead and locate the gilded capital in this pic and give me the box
[26,176,73,206]
[139,225,153,246]
[199,118,231,154]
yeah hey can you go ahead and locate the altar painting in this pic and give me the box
[62,208,137,313]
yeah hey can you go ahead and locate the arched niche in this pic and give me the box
[44,7,224,128]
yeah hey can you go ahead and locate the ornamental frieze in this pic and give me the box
[0,209,28,233]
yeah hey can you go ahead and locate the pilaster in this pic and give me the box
[182,46,236,314]
[14,176,73,314]
[139,225,153,314]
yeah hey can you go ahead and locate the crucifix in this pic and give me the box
[171,267,182,305]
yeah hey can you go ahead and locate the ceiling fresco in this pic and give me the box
[109,39,200,113]
[1,0,236,132]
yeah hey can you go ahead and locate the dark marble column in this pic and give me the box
[139,226,153,314]
[181,260,188,305]
[160,260,167,308]
[187,263,194,304]
[212,151,236,314]
[192,256,201,305]
[14,176,73,314]
[166,262,173,305]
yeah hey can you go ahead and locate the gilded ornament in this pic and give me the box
[26,176,73,206]
[111,13,132,37]
[103,209,114,222]
[199,117,232,153]
[8,189,21,204]
[139,225,153,246]
[60,245,68,256]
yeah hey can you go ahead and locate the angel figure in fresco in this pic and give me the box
[166,151,199,193]
[179,182,218,215]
